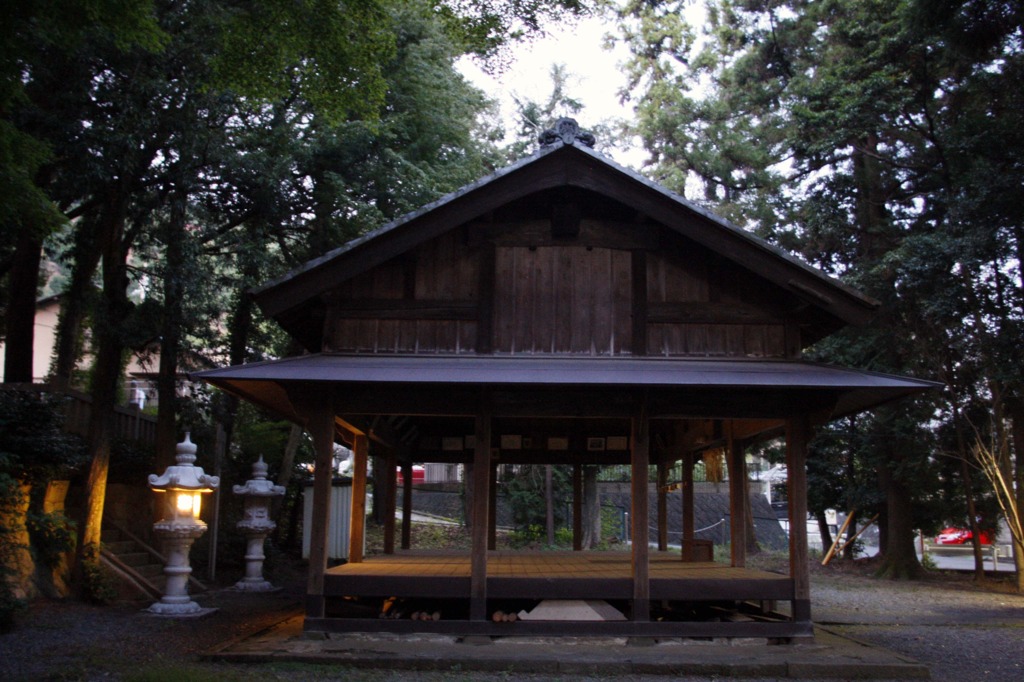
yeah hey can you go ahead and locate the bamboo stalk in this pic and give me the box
[821,510,856,566]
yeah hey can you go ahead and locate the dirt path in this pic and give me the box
[1,566,1021,681]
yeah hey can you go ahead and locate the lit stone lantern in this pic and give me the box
[232,455,285,591]
[147,433,219,615]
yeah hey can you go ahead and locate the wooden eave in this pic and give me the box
[194,354,939,430]
[252,142,879,351]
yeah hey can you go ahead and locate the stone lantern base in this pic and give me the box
[146,523,216,617]
[233,577,280,593]
[146,600,217,617]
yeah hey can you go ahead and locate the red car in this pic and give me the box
[935,527,993,545]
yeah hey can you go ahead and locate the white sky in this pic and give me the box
[457,12,646,168]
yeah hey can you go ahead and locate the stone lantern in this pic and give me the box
[147,433,219,615]
[232,455,285,591]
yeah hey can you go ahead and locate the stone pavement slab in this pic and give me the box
[204,614,930,679]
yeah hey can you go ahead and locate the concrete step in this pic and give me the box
[116,551,152,568]
[137,563,166,579]
[103,540,136,554]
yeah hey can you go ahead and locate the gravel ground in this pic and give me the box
[1,563,1022,681]
[810,569,1024,682]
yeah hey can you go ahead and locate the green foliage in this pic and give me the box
[618,0,1024,574]
[503,464,572,534]
[0,390,88,485]
[435,0,591,60]
[106,437,158,486]
[0,474,28,632]
[78,543,116,605]
[210,0,395,124]
[26,510,76,568]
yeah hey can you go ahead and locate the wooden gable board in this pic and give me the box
[253,142,878,352]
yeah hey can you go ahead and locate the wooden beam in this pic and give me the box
[303,405,335,618]
[656,462,668,552]
[572,464,583,551]
[647,301,789,325]
[401,461,413,550]
[631,412,651,621]
[488,461,498,551]
[349,434,368,563]
[727,424,747,568]
[681,451,695,562]
[383,448,396,555]
[470,409,491,621]
[327,299,479,320]
[786,415,812,624]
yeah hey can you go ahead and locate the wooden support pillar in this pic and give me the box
[787,415,812,624]
[681,452,695,561]
[400,460,413,550]
[383,448,396,555]
[470,410,491,621]
[727,425,747,568]
[304,406,335,618]
[656,462,668,552]
[572,464,583,551]
[488,461,498,551]
[349,434,368,564]
[631,412,651,621]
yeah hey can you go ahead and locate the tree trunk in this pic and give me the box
[876,460,922,579]
[1008,398,1024,592]
[581,465,600,549]
[155,193,187,470]
[3,231,43,383]
[51,216,104,390]
[276,424,303,488]
[842,518,858,560]
[815,509,834,555]
[962,456,987,581]
[545,465,554,545]
[744,475,761,555]
[73,204,130,597]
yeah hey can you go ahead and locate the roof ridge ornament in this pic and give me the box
[539,117,595,149]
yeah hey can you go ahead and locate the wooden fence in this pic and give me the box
[1,382,158,447]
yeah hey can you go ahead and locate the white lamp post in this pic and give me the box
[147,433,219,615]
[232,455,285,591]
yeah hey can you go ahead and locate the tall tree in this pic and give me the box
[618,0,1024,580]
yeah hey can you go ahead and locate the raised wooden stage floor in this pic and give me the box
[309,551,807,639]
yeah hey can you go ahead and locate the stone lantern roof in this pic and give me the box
[148,433,220,492]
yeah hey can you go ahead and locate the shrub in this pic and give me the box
[26,510,77,568]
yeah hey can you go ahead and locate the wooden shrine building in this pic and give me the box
[198,120,936,641]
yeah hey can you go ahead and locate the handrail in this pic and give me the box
[1,381,157,446]
[106,519,208,592]
[99,548,163,601]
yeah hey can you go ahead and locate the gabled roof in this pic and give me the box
[253,140,880,350]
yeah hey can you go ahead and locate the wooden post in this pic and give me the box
[488,461,498,551]
[470,410,491,621]
[682,451,695,562]
[787,416,812,625]
[631,412,651,621]
[304,406,335,618]
[401,460,413,550]
[349,434,368,564]
[727,425,747,568]
[572,464,583,551]
[656,462,668,551]
[383,448,396,555]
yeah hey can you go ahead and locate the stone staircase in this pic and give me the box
[100,524,167,601]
